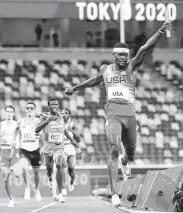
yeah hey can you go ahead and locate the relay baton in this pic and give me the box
[165,9,171,38]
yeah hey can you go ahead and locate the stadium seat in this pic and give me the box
[0,58,183,164]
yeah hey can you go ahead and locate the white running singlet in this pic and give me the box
[0,120,18,149]
[20,118,39,152]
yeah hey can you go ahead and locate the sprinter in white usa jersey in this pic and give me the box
[16,102,41,201]
[0,105,18,208]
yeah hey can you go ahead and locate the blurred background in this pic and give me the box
[0,0,183,196]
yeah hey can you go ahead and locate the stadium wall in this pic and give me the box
[0,164,178,197]
[0,48,181,63]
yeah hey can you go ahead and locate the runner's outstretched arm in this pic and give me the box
[131,21,171,69]
[65,65,107,95]
[74,74,103,90]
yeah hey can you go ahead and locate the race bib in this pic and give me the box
[48,133,63,143]
[22,133,36,142]
[1,138,8,145]
[108,86,129,101]
[1,135,12,146]
[1,138,11,149]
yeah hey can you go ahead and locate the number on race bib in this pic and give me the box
[48,133,63,143]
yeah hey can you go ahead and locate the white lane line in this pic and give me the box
[28,202,58,213]
[0,201,23,206]
[0,202,8,206]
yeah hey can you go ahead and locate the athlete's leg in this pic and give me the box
[121,116,137,164]
[54,152,66,194]
[64,144,77,191]
[44,154,54,187]
[0,149,18,207]
[56,164,64,194]
[67,155,76,191]
[19,151,31,200]
[61,168,68,196]
[5,170,13,200]
[1,166,13,200]
[20,158,30,187]
[45,154,58,201]
[119,117,136,180]
[19,149,30,188]
[30,149,41,190]
[105,118,122,206]
[60,155,68,196]
[54,150,67,202]
[32,166,41,201]
[32,167,40,189]
[29,149,42,201]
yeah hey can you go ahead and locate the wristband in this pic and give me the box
[159,29,165,34]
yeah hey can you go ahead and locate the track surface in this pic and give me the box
[0,196,131,213]
[0,196,173,213]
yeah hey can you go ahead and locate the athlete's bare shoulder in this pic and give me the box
[99,64,108,75]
